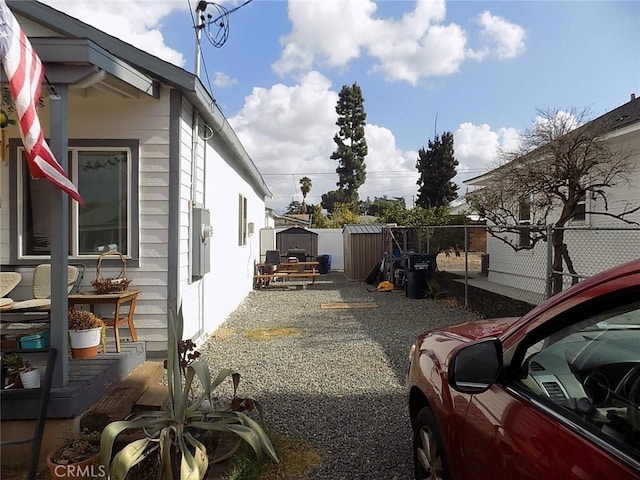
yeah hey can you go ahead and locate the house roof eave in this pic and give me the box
[7,0,272,199]
[464,96,640,186]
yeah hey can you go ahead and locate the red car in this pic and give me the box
[407,259,640,480]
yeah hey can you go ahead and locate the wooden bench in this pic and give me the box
[254,261,320,288]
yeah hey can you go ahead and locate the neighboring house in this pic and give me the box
[273,213,312,228]
[0,1,271,354]
[465,95,640,294]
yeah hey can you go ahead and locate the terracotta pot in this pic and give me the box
[69,328,101,359]
[46,450,103,480]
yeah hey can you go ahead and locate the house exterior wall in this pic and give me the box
[0,85,266,353]
[180,103,265,341]
[0,86,172,348]
[485,124,640,295]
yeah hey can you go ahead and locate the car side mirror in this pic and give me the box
[449,338,503,394]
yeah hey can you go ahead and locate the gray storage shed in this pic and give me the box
[276,227,318,261]
[343,224,384,281]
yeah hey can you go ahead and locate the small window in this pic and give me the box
[518,196,531,222]
[518,196,531,248]
[572,194,586,223]
[238,194,247,246]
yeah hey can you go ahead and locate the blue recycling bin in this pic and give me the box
[317,254,332,274]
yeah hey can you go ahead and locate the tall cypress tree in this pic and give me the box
[329,83,368,208]
[415,131,459,208]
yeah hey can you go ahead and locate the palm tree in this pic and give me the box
[299,176,312,214]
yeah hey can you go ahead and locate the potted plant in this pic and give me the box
[2,352,39,388]
[100,305,279,480]
[46,429,103,480]
[68,308,106,358]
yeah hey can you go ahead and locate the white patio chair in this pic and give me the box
[9,265,80,310]
[0,272,22,310]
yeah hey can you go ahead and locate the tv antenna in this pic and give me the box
[194,0,254,78]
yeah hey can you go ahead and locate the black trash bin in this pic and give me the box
[405,270,429,298]
[402,253,436,299]
[317,254,332,274]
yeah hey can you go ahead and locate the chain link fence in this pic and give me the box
[382,224,640,306]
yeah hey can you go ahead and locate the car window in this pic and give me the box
[517,298,640,459]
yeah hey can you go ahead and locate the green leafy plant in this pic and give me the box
[100,305,279,480]
[1,353,34,389]
[2,352,33,373]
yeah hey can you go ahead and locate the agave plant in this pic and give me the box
[100,305,279,480]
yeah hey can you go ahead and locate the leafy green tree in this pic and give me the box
[310,204,329,228]
[321,190,347,214]
[327,202,361,228]
[285,201,303,215]
[367,196,406,217]
[416,132,459,208]
[326,83,368,210]
[376,205,451,227]
[299,176,312,213]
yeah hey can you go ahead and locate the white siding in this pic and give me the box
[178,101,266,341]
[0,84,268,353]
[486,125,640,294]
[0,87,172,350]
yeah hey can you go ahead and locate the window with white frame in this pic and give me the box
[518,195,531,222]
[238,194,247,246]
[10,139,139,260]
[518,195,531,247]
[571,193,587,223]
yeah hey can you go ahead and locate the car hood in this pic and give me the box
[439,317,519,341]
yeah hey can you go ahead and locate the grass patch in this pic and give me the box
[222,432,321,480]
[243,327,302,341]
[213,328,234,340]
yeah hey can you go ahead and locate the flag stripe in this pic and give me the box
[0,0,82,203]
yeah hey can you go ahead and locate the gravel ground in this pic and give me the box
[198,272,481,480]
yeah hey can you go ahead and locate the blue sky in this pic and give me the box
[41,0,640,213]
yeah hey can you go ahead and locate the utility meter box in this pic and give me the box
[192,207,211,279]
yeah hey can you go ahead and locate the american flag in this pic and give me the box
[0,0,82,203]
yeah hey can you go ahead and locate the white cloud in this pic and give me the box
[274,0,525,85]
[40,0,187,67]
[230,71,527,211]
[359,125,419,204]
[230,71,420,212]
[229,72,340,210]
[477,11,526,60]
[213,72,238,87]
[453,122,521,187]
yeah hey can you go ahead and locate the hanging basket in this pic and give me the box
[91,251,131,294]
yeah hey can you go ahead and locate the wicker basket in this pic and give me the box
[91,251,132,294]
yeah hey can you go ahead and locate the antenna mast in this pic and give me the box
[194,1,207,78]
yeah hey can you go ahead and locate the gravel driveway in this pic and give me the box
[199,272,481,480]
